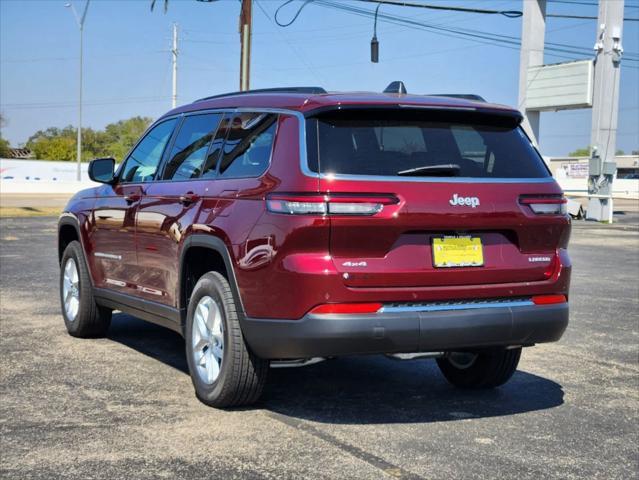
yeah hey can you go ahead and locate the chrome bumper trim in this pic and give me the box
[378,299,534,313]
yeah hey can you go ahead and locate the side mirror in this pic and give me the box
[88,157,116,184]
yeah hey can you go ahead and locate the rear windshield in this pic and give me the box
[306,110,549,179]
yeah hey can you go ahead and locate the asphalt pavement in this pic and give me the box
[0,216,637,479]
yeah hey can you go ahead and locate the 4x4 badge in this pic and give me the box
[449,194,480,208]
[342,261,367,267]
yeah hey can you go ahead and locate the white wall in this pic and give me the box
[0,158,100,194]
[2,158,637,199]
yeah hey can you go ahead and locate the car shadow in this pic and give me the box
[108,313,564,424]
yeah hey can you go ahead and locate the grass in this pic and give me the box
[0,206,62,218]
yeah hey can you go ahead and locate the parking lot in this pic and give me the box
[1,215,637,479]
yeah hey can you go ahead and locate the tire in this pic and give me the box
[60,240,111,337]
[185,272,268,408]
[436,347,522,389]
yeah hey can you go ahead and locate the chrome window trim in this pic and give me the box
[309,173,556,184]
[117,114,183,184]
[144,106,555,185]
[379,299,534,313]
[298,111,555,184]
[157,111,225,182]
[136,108,288,184]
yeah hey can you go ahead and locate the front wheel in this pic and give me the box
[60,241,111,337]
[185,272,269,408]
[436,348,522,389]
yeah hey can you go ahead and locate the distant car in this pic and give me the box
[2,176,14,180]
[57,85,571,408]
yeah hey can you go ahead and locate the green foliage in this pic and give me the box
[568,146,590,157]
[0,113,10,157]
[0,137,10,158]
[26,116,153,161]
[569,146,628,157]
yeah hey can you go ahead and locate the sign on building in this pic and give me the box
[525,60,594,111]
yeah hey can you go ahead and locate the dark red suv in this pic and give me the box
[58,85,570,407]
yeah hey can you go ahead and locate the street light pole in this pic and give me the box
[66,1,90,181]
[587,0,624,222]
[171,23,178,109]
[239,0,252,91]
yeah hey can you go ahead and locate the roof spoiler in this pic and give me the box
[382,82,486,103]
[194,87,327,103]
[430,94,487,102]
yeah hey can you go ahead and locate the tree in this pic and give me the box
[27,126,77,161]
[0,137,10,158]
[568,146,590,157]
[0,113,10,158]
[569,146,627,157]
[102,116,152,160]
[25,117,152,161]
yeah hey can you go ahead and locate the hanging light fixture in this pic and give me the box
[371,2,382,63]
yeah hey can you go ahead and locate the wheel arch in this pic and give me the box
[178,234,245,328]
[58,213,83,263]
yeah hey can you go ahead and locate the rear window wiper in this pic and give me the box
[396,164,461,176]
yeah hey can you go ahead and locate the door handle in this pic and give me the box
[124,193,141,204]
[179,193,200,205]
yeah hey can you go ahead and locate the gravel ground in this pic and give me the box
[0,217,637,480]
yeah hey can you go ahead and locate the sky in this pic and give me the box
[0,0,638,157]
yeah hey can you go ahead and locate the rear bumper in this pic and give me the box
[242,302,568,359]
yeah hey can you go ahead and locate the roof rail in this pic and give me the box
[429,94,487,102]
[194,87,327,103]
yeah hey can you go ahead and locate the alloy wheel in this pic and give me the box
[191,295,224,384]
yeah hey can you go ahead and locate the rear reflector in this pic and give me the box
[532,294,567,305]
[310,303,383,314]
[266,194,398,216]
[519,195,568,215]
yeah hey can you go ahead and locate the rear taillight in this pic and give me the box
[519,195,567,215]
[532,294,567,305]
[310,303,383,314]
[266,194,398,216]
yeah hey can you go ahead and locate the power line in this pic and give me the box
[274,0,522,27]
[254,0,327,84]
[547,13,639,21]
[548,0,639,7]
[547,0,597,6]
[350,0,522,18]
[0,51,166,64]
[1,96,170,110]
[310,0,639,63]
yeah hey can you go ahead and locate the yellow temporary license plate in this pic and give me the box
[432,236,484,268]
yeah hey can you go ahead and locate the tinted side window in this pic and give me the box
[162,113,221,181]
[120,119,176,183]
[218,113,278,178]
[200,114,232,180]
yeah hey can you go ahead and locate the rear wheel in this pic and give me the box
[185,272,268,408]
[60,241,111,337]
[436,347,521,389]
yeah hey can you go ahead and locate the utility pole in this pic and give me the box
[239,0,252,91]
[66,0,90,181]
[587,0,624,222]
[518,0,546,145]
[172,23,178,108]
